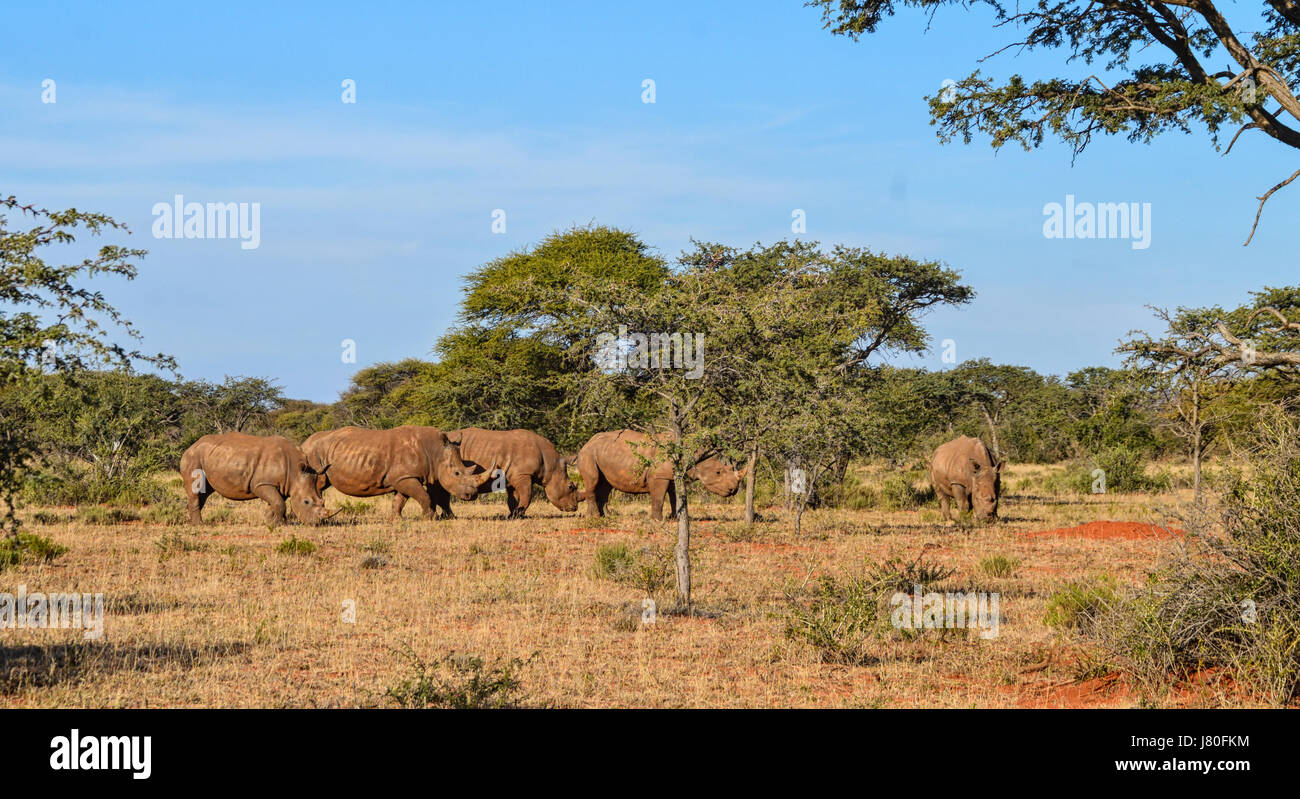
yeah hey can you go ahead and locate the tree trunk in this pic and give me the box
[1191,383,1203,504]
[743,446,758,524]
[673,472,691,610]
[1192,427,1203,503]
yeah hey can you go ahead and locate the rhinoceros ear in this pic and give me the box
[444,429,463,445]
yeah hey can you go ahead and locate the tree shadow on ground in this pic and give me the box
[0,640,249,693]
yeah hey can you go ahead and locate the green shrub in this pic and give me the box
[592,543,673,596]
[23,467,172,507]
[784,572,888,665]
[386,647,534,709]
[0,533,69,570]
[785,553,955,664]
[866,552,955,594]
[275,536,316,557]
[155,531,204,560]
[877,473,934,510]
[1045,577,1118,630]
[979,555,1022,579]
[75,506,140,525]
[1044,448,1168,495]
[1095,409,1300,704]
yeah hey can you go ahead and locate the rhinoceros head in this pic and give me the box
[545,457,582,512]
[289,463,328,525]
[692,456,745,498]
[970,458,1001,522]
[438,445,495,501]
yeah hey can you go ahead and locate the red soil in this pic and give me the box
[1021,520,1183,541]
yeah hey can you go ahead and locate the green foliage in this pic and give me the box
[878,473,933,510]
[784,571,889,665]
[979,555,1021,579]
[154,531,203,560]
[1044,577,1118,630]
[866,552,955,594]
[1097,409,1300,703]
[386,647,534,709]
[0,533,69,570]
[275,536,317,557]
[592,543,673,596]
[75,506,141,525]
[785,553,956,664]
[1,196,174,535]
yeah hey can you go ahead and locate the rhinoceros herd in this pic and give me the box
[180,426,1001,527]
[179,426,749,526]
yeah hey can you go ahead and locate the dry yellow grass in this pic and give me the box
[0,463,1255,708]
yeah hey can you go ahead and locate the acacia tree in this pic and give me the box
[809,0,1300,243]
[1120,305,1238,499]
[0,195,172,535]
[682,241,973,527]
[946,359,1044,460]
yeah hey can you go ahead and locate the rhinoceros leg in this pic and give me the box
[587,479,611,518]
[393,477,436,519]
[648,479,670,521]
[253,484,287,526]
[187,486,211,525]
[427,483,455,519]
[938,491,952,521]
[951,484,970,515]
[506,478,532,519]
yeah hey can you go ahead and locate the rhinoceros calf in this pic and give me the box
[425,428,580,519]
[180,432,326,525]
[301,425,491,519]
[930,435,1002,522]
[576,430,744,521]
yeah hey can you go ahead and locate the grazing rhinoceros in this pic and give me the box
[301,425,492,519]
[423,428,580,519]
[575,430,745,521]
[930,435,1001,522]
[180,432,327,525]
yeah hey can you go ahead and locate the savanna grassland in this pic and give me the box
[0,462,1255,709]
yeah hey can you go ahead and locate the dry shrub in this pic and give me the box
[1096,407,1300,704]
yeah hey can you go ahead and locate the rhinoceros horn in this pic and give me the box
[475,462,499,486]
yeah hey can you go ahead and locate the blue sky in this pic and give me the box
[2,1,1291,402]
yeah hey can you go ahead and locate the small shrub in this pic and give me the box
[979,555,1022,579]
[362,539,391,555]
[75,506,140,525]
[1093,409,1300,703]
[386,647,534,709]
[141,504,186,526]
[784,572,888,665]
[276,536,316,557]
[593,543,633,579]
[866,552,955,594]
[30,511,65,525]
[360,555,388,569]
[336,499,373,517]
[592,543,672,596]
[878,473,933,511]
[1045,577,1117,630]
[0,533,69,570]
[155,531,204,560]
